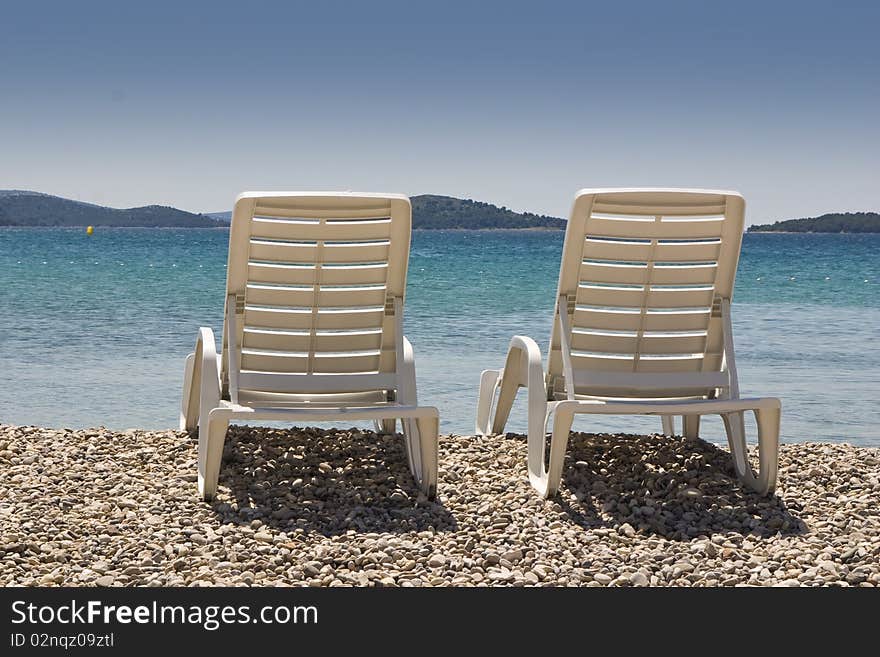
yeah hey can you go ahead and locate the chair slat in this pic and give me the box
[571,370,728,393]
[253,207,392,219]
[579,261,649,285]
[244,306,385,331]
[636,356,704,372]
[313,353,384,374]
[249,240,389,264]
[587,216,724,239]
[249,240,318,263]
[582,238,721,262]
[576,285,713,310]
[576,285,644,307]
[647,287,715,308]
[570,353,636,372]
[238,371,397,394]
[643,310,712,332]
[319,264,390,285]
[582,239,653,262]
[579,261,718,285]
[639,333,708,354]
[242,328,383,352]
[573,307,642,331]
[590,200,726,216]
[240,351,308,373]
[253,197,392,218]
[571,331,708,355]
[247,262,388,285]
[571,331,639,353]
[651,264,718,285]
[245,283,387,308]
[250,217,392,241]
[241,350,382,374]
[321,242,390,264]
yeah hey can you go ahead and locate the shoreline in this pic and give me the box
[5,225,880,234]
[2,423,878,587]
[746,230,880,234]
[0,225,565,232]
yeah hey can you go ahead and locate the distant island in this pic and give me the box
[748,211,880,233]
[0,190,219,228]
[411,195,565,229]
[206,194,566,230]
[5,189,877,233]
[1,190,565,230]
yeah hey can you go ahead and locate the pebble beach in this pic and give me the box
[1,423,878,587]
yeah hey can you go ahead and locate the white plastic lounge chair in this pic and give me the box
[181,192,439,501]
[475,189,781,498]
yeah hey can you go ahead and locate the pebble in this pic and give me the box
[502,549,523,563]
[630,572,649,587]
[427,554,447,568]
[1,424,878,588]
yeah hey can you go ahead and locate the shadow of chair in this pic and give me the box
[542,431,806,540]
[205,425,457,537]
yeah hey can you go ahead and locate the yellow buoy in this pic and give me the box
[86,225,94,235]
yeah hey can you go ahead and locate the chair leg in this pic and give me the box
[754,406,781,495]
[475,335,545,442]
[475,369,501,435]
[491,369,520,435]
[402,414,439,499]
[374,419,397,435]
[198,410,229,501]
[395,335,439,499]
[682,415,701,439]
[661,415,675,436]
[723,411,749,479]
[183,327,219,436]
[180,352,198,432]
[721,407,780,496]
[528,402,575,499]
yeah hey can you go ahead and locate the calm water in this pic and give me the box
[0,229,878,445]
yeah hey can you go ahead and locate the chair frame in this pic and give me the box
[476,188,780,498]
[181,192,438,501]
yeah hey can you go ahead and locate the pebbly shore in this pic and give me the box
[1,423,878,587]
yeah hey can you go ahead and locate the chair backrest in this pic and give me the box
[548,188,745,399]
[220,192,412,402]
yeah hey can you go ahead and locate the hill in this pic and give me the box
[748,212,880,233]
[410,195,564,229]
[203,195,566,229]
[0,190,220,227]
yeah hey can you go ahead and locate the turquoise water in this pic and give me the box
[0,228,878,445]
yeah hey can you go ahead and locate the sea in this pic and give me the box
[1,228,878,446]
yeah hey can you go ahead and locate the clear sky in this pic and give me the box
[1,0,877,223]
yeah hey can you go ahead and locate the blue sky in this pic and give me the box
[1,0,877,223]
